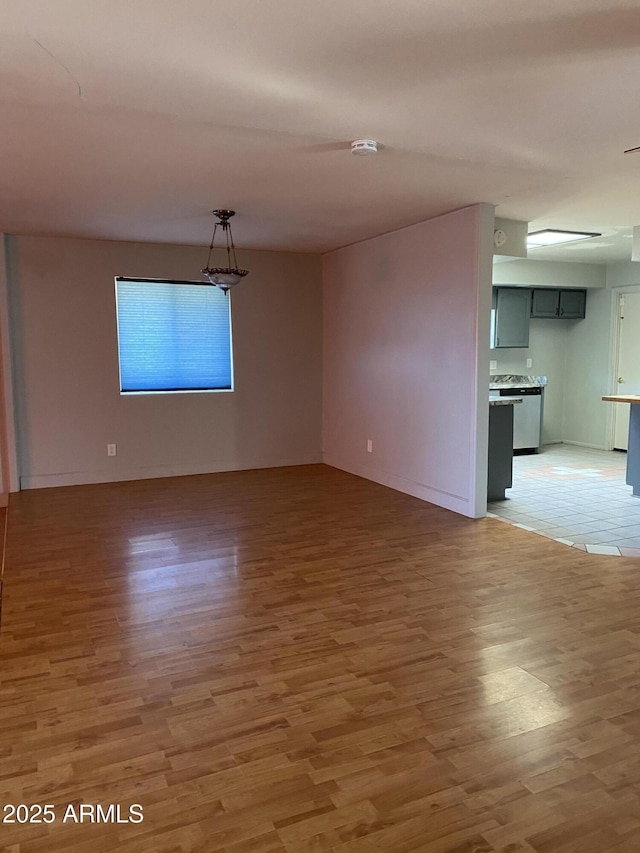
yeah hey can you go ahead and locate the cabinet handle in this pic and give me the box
[559,306,564,316]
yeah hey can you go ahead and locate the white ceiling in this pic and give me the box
[3,0,640,258]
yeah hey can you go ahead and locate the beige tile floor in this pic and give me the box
[488,444,640,556]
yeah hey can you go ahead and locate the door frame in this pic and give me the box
[609,284,640,450]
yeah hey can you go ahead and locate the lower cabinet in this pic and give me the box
[488,403,516,500]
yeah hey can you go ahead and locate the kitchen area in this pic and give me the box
[490,375,545,454]
[486,251,640,555]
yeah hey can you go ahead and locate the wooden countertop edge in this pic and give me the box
[602,395,640,404]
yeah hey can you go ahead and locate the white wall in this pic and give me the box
[608,260,640,289]
[561,261,640,449]
[7,236,323,488]
[493,218,528,258]
[562,287,614,449]
[493,258,606,288]
[323,204,494,519]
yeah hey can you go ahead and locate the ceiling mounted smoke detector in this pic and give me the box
[351,139,378,156]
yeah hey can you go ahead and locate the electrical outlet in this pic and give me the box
[526,358,533,369]
[107,443,117,457]
[489,360,497,370]
[366,439,373,453]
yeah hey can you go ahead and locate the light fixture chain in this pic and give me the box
[225,220,232,268]
[228,225,239,269]
[205,221,219,270]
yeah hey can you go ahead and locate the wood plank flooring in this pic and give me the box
[0,505,6,629]
[2,464,640,852]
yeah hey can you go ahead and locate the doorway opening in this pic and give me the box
[612,287,640,451]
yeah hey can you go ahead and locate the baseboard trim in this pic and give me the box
[323,454,475,518]
[559,440,610,451]
[19,454,323,490]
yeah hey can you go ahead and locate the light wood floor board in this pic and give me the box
[2,464,640,851]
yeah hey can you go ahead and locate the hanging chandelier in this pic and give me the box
[201,209,249,295]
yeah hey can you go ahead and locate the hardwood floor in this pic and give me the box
[0,506,5,629]
[2,464,640,852]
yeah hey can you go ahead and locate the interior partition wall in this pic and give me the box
[323,203,494,519]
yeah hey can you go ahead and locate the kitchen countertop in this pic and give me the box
[602,395,640,404]
[489,395,523,406]
[490,374,547,389]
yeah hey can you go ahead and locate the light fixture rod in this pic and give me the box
[205,221,220,271]
[227,220,240,269]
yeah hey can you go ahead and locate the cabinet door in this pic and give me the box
[494,288,530,348]
[531,289,560,318]
[559,289,586,319]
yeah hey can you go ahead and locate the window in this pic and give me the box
[115,277,233,393]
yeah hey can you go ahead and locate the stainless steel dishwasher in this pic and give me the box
[497,386,543,453]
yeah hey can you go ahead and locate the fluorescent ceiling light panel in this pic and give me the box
[527,229,601,247]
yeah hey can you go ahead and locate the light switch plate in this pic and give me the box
[526,358,533,368]
[489,360,497,370]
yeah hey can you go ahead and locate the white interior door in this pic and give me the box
[614,291,640,450]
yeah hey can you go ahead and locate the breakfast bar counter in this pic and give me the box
[602,395,640,496]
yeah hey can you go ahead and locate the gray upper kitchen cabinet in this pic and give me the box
[530,288,587,319]
[558,289,586,319]
[530,288,559,318]
[492,287,530,348]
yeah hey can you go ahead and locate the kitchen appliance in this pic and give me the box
[489,375,545,453]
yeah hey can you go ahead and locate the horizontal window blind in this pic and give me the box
[115,279,233,392]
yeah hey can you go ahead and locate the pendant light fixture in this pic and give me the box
[201,209,248,294]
